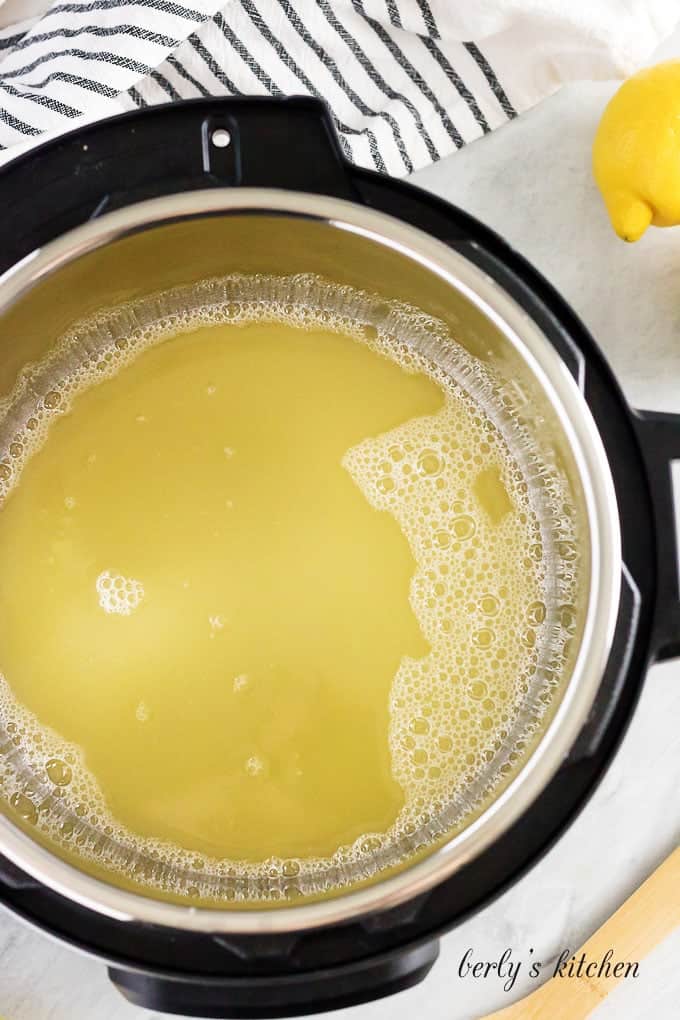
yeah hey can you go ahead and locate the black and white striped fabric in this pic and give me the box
[0,0,676,174]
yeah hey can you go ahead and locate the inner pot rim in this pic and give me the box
[0,189,621,933]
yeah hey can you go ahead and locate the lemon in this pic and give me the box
[593,60,680,241]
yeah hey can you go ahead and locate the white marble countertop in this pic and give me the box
[3,29,680,1020]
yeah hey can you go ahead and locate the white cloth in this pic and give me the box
[0,0,677,174]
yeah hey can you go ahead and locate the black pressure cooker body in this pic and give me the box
[0,98,678,1019]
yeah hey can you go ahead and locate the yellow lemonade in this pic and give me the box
[0,276,578,904]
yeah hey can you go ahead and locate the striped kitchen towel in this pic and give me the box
[0,0,677,174]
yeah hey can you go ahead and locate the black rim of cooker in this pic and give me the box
[0,98,678,1019]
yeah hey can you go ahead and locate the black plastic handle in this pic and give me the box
[0,96,358,277]
[635,410,680,660]
[109,938,439,1018]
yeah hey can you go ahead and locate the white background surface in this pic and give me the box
[2,26,680,1020]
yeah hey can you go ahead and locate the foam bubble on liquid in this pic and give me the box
[135,701,150,723]
[0,272,581,904]
[343,393,554,817]
[245,755,265,777]
[96,570,144,616]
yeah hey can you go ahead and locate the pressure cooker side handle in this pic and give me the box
[634,409,680,661]
[0,97,359,276]
[108,937,440,1018]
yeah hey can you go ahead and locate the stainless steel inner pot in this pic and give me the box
[0,190,620,933]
